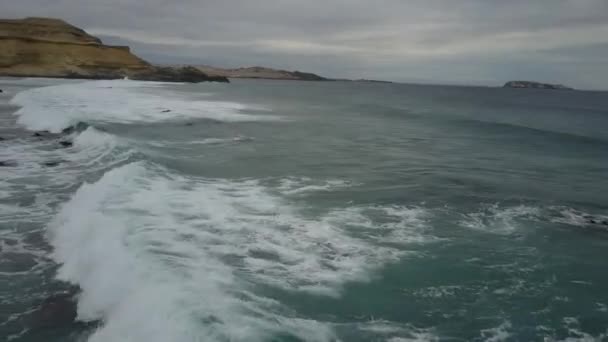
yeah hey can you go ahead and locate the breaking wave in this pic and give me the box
[48,161,436,341]
[10,79,277,133]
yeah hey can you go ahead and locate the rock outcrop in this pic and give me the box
[0,17,227,83]
[130,66,229,83]
[195,65,327,81]
[504,81,573,90]
[26,291,78,329]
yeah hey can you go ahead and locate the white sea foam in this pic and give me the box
[480,321,512,342]
[46,161,436,341]
[277,176,353,195]
[413,285,462,298]
[550,207,608,229]
[559,317,608,341]
[354,320,439,342]
[0,126,133,280]
[143,136,255,148]
[459,204,541,234]
[0,127,132,201]
[10,79,277,133]
[325,206,435,245]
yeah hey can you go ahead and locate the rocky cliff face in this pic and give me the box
[504,81,573,90]
[195,65,327,81]
[0,17,101,44]
[0,17,227,83]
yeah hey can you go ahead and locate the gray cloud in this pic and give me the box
[3,0,608,89]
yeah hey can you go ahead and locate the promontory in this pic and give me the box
[0,17,228,83]
[194,65,327,81]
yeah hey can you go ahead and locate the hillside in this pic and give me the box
[195,65,327,81]
[0,17,227,82]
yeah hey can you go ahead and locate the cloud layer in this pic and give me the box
[3,0,608,89]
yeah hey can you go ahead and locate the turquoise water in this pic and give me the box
[1,78,607,341]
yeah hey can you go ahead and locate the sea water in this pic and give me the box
[1,78,607,341]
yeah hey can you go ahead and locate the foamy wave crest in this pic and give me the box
[531,317,608,342]
[458,204,608,235]
[144,136,255,148]
[48,162,435,341]
[10,79,276,133]
[549,207,608,230]
[0,127,131,250]
[277,176,354,195]
[325,206,436,245]
[343,320,439,342]
[480,321,512,342]
[459,204,541,235]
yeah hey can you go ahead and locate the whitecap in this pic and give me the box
[47,161,439,341]
[480,320,512,342]
[459,204,541,235]
[277,176,354,195]
[10,79,277,133]
[550,207,608,229]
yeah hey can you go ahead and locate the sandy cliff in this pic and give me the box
[0,17,227,82]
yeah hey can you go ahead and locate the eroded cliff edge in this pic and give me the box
[0,17,228,83]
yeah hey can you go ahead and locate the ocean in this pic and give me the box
[1,77,607,341]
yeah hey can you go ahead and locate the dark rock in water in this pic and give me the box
[61,126,75,135]
[43,160,62,167]
[0,89,3,93]
[161,109,171,113]
[0,160,17,167]
[584,217,608,229]
[33,131,50,137]
[61,122,89,135]
[130,66,230,83]
[58,141,73,148]
[0,136,5,141]
[185,122,194,126]
[28,292,78,329]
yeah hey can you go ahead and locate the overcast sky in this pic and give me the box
[4,0,608,89]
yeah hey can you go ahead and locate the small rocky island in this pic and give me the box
[504,81,573,90]
[0,17,228,83]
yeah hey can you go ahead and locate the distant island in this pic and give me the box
[504,81,574,90]
[0,17,228,83]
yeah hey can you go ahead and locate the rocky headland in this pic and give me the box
[194,65,327,81]
[0,17,228,83]
[504,80,573,90]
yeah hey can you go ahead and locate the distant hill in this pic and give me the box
[195,65,327,81]
[0,17,227,82]
[504,81,573,90]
